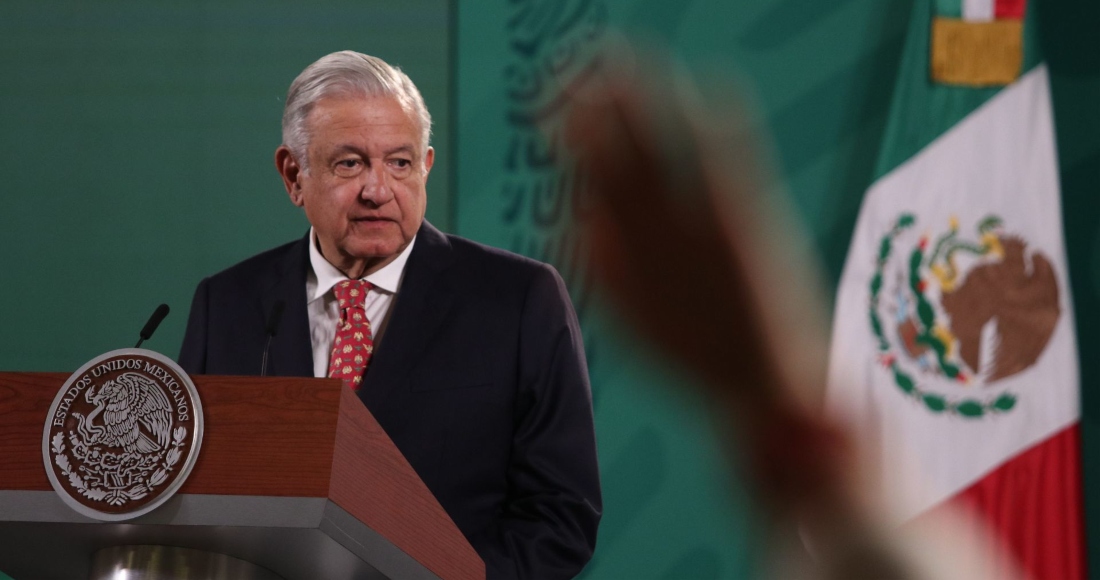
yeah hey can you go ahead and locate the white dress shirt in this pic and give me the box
[305,228,416,379]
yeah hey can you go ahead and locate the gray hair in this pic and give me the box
[281,51,432,171]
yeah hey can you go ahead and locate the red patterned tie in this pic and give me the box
[328,280,375,391]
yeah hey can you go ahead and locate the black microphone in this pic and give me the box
[135,304,170,348]
[260,300,285,377]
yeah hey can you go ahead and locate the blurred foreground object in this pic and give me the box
[564,39,1029,580]
[827,1,1084,579]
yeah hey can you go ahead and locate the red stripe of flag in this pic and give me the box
[996,0,1027,19]
[917,424,1085,579]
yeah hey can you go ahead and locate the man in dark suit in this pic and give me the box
[178,51,600,579]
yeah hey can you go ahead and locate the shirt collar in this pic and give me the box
[306,227,416,303]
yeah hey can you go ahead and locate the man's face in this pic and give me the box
[277,95,433,277]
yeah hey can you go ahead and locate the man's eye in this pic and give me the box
[390,159,411,169]
[333,159,363,176]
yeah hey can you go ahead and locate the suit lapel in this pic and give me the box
[262,233,315,378]
[360,221,455,409]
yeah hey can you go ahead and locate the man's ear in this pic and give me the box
[275,145,305,207]
[422,146,435,177]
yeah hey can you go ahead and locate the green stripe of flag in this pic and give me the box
[934,0,965,18]
[872,0,1042,179]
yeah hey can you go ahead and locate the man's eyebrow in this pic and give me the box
[384,145,417,157]
[326,144,418,159]
[329,145,365,158]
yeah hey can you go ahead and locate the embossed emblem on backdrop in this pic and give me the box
[869,213,1061,418]
[502,0,607,376]
[42,348,204,520]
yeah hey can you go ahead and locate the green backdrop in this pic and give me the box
[1,1,1097,578]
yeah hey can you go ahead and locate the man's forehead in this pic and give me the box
[306,96,422,154]
[309,96,414,129]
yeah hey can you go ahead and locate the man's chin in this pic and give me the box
[343,238,407,263]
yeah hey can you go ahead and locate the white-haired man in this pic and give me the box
[180,51,601,579]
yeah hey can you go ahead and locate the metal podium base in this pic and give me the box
[89,545,284,580]
[0,492,402,579]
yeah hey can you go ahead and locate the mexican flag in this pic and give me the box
[826,1,1084,578]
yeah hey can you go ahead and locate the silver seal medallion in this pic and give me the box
[42,348,204,521]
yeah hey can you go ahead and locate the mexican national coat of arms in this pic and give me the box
[42,349,203,520]
[869,213,1061,418]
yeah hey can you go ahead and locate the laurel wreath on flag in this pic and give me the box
[869,213,1017,418]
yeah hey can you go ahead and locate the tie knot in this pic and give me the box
[333,279,371,309]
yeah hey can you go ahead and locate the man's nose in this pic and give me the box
[359,164,393,204]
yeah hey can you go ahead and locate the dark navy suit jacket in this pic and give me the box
[178,221,601,579]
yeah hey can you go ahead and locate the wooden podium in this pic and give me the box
[0,372,485,580]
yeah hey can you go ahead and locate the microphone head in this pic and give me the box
[140,303,170,341]
[266,300,286,337]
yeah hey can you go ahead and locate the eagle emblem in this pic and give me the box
[75,372,172,455]
[43,349,203,520]
[868,213,1061,418]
